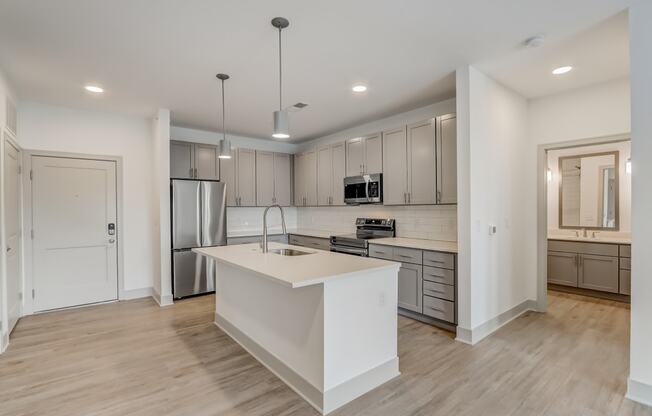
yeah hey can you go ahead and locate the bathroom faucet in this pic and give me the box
[261,204,287,253]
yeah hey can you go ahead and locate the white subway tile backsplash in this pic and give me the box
[227,207,298,236]
[296,205,457,241]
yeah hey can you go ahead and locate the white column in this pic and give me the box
[152,109,173,306]
[628,1,652,406]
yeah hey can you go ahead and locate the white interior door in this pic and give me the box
[4,138,22,331]
[31,156,118,311]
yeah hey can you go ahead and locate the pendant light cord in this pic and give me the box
[221,79,226,140]
[278,27,283,111]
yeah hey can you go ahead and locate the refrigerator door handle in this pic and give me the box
[196,184,202,247]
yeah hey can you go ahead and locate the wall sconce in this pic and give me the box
[547,168,553,182]
[626,158,632,174]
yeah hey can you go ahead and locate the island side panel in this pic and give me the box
[322,265,400,414]
[213,262,325,394]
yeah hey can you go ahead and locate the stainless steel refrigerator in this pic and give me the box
[171,179,227,299]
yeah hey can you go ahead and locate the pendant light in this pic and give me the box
[216,73,232,159]
[272,17,290,139]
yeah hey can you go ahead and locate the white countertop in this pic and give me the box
[370,237,458,253]
[194,242,399,289]
[548,235,631,245]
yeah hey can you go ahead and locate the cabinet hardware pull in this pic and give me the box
[426,306,445,313]
[437,190,441,203]
[189,168,193,177]
[429,260,445,264]
[427,289,446,294]
[408,193,411,203]
[398,254,412,259]
[425,273,444,278]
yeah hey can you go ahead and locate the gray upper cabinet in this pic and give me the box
[579,254,619,293]
[397,262,423,313]
[256,151,291,206]
[436,114,457,204]
[219,147,256,207]
[255,151,275,206]
[382,127,408,205]
[236,148,256,206]
[294,150,318,206]
[170,141,194,179]
[407,120,437,205]
[317,142,346,206]
[346,133,382,176]
[274,153,292,206]
[548,251,578,287]
[194,144,220,180]
[170,141,219,180]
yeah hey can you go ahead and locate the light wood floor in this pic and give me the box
[1,291,650,416]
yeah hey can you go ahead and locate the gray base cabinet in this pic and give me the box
[369,243,457,328]
[548,240,630,296]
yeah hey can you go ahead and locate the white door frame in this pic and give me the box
[21,150,125,316]
[0,127,22,351]
[536,133,630,312]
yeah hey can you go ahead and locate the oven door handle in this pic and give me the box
[330,246,368,256]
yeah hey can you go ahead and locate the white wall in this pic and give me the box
[456,66,534,342]
[528,77,630,146]
[17,102,157,294]
[152,110,171,305]
[628,1,652,407]
[298,99,456,151]
[171,125,298,154]
[297,205,457,241]
[547,141,631,236]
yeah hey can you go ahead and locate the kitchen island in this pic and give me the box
[193,242,401,415]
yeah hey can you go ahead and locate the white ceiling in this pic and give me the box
[0,0,633,142]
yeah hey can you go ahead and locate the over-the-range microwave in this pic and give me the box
[343,173,382,205]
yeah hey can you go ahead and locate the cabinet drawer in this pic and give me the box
[288,234,303,246]
[620,245,631,258]
[423,281,454,301]
[423,251,455,269]
[620,270,631,295]
[548,240,618,257]
[393,247,422,265]
[422,296,455,323]
[620,257,631,270]
[303,236,330,251]
[369,245,394,260]
[422,266,455,286]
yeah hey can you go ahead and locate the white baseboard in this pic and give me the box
[455,299,537,345]
[119,287,153,300]
[1,331,8,353]
[627,378,652,407]
[215,312,398,415]
[152,291,174,307]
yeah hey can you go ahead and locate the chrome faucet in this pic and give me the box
[261,204,287,253]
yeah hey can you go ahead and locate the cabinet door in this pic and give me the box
[236,148,256,206]
[195,144,220,180]
[397,262,422,313]
[255,151,275,206]
[382,127,408,205]
[547,251,578,287]
[304,150,318,206]
[317,145,332,206]
[219,154,237,207]
[331,142,346,205]
[620,270,631,295]
[294,153,305,206]
[437,114,457,204]
[274,153,292,206]
[346,137,364,176]
[579,254,619,293]
[170,141,194,179]
[364,133,383,174]
[408,120,436,205]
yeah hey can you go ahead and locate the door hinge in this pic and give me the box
[32,289,35,299]
[30,169,33,180]
[18,292,23,301]
[30,229,34,240]
[18,165,22,174]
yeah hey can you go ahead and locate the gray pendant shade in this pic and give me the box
[272,110,289,139]
[216,73,232,159]
[272,17,290,139]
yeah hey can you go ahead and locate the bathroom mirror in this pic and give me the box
[559,151,619,230]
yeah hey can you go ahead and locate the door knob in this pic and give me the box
[109,239,115,244]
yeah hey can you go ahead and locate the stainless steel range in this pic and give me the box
[330,218,396,256]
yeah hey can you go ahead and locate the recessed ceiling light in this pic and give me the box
[352,84,367,93]
[552,66,573,75]
[523,35,545,48]
[84,85,104,93]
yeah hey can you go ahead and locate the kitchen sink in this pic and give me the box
[269,248,313,256]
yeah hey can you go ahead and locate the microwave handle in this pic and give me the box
[366,179,371,202]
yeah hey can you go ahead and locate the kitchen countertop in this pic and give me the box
[548,235,631,245]
[370,237,458,253]
[194,242,399,288]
